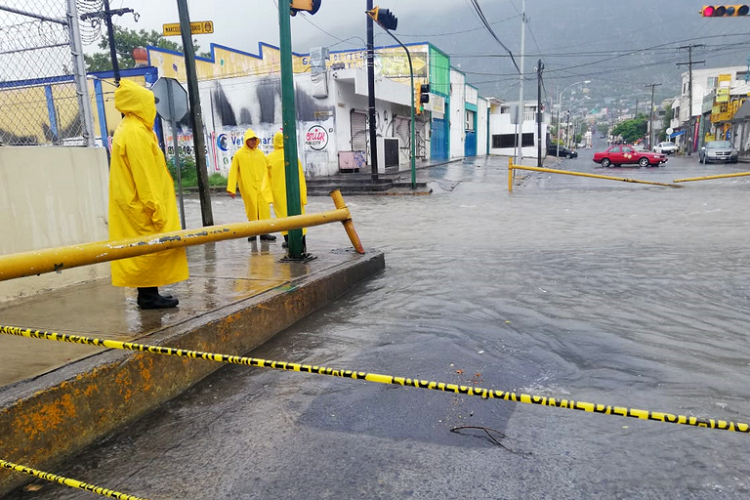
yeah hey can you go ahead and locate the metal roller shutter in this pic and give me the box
[350,111,367,152]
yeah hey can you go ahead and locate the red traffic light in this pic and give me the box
[701,4,750,16]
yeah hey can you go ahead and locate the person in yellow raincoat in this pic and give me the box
[108,79,188,309]
[227,129,276,242]
[263,131,307,252]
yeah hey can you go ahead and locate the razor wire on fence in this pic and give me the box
[0,0,98,146]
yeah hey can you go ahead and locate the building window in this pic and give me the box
[492,133,534,148]
[707,77,718,88]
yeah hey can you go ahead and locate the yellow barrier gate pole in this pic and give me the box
[508,157,514,192]
[0,190,362,282]
[330,190,365,254]
[508,165,682,189]
[674,171,750,183]
[2,325,748,435]
[0,459,148,500]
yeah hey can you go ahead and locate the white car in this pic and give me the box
[654,142,677,155]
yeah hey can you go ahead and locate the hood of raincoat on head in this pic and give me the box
[273,131,284,150]
[114,79,157,128]
[244,128,259,149]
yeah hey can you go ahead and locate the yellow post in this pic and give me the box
[330,189,366,254]
[674,171,750,183]
[508,165,682,188]
[508,157,514,192]
[0,191,364,282]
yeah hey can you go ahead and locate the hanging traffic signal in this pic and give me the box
[290,0,321,16]
[419,84,430,104]
[700,4,750,16]
[366,6,398,31]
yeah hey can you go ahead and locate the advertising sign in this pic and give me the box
[305,125,329,150]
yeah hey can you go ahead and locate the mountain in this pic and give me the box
[302,0,750,111]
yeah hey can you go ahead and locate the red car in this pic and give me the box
[593,145,668,168]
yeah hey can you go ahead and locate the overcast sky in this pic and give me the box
[109,0,459,54]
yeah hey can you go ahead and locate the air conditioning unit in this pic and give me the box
[376,136,400,173]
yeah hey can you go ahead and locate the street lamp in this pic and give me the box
[556,80,590,157]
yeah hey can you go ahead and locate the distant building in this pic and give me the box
[488,99,550,158]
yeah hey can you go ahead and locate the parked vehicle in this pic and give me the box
[593,145,668,168]
[654,142,677,155]
[547,144,578,159]
[699,141,739,163]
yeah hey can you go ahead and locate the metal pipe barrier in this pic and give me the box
[0,459,148,500]
[2,324,748,435]
[674,171,750,183]
[0,189,364,282]
[507,158,682,192]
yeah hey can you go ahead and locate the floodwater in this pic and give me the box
[7,144,750,500]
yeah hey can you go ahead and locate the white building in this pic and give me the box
[679,66,748,124]
[488,99,549,158]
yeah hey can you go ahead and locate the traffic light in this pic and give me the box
[700,4,750,16]
[367,6,398,31]
[290,0,321,16]
[419,84,430,104]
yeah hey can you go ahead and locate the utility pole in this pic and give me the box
[644,83,662,150]
[79,0,135,82]
[66,0,96,146]
[677,45,706,156]
[176,0,213,226]
[515,0,526,164]
[635,99,639,118]
[536,58,543,167]
[366,0,379,182]
[278,1,304,258]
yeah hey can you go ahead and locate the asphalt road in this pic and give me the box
[6,148,750,500]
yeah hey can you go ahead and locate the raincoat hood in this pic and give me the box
[244,128,259,148]
[114,79,157,128]
[273,131,284,151]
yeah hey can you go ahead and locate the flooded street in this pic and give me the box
[9,148,750,499]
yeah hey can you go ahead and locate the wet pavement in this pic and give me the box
[6,145,750,499]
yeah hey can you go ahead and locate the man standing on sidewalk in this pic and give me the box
[263,130,307,252]
[108,79,188,310]
[227,129,276,242]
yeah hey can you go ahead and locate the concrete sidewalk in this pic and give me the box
[0,237,384,494]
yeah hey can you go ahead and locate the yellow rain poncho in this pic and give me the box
[108,79,189,288]
[227,129,271,222]
[263,131,307,236]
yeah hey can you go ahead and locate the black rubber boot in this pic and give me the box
[260,234,277,241]
[137,287,179,310]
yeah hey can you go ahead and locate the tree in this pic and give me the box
[611,117,648,144]
[84,26,203,72]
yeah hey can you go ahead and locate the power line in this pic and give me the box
[467,0,520,73]
[397,14,520,37]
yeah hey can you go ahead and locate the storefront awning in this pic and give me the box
[731,100,750,123]
[670,130,686,138]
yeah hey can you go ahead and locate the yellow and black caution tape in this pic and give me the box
[0,459,148,500]
[2,324,749,435]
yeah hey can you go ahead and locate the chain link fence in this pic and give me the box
[0,0,97,146]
